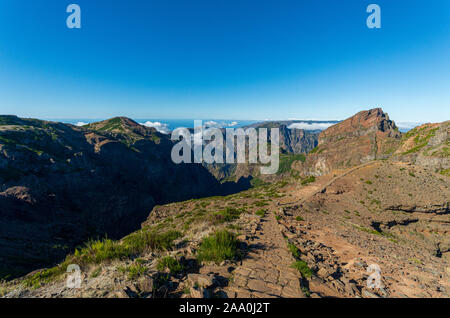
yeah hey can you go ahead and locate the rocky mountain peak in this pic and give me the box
[295,108,403,176]
[319,108,399,144]
[84,117,159,141]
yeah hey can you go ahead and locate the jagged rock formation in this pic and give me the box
[0,116,247,278]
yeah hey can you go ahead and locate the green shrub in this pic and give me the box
[210,207,243,224]
[122,229,181,254]
[250,178,268,187]
[438,168,450,177]
[291,260,313,278]
[254,200,269,207]
[71,238,129,264]
[197,230,239,264]
[301,176,315,185]
[0,285,8,297]
[90,267,101,278]
[255,209,266,217]
[295,216,304,221]
[126,263,147,280]
[288,243,301,259]
[23,266,63,289]
[157,256,184,274]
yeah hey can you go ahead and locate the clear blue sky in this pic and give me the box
[0,0,449,122]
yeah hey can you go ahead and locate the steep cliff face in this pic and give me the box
[203,122,319,182]
[298,108,402,176]
[278,125,318,154]
[0,116,244,278]
[245,122,319,154]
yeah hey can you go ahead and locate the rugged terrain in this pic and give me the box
[0,109,449,298]
[0,116,247,278]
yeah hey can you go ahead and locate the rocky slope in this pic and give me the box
[2,160,447,298]
[393,121,449,172]
[0,116,247,279]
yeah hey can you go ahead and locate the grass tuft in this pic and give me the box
[197,230,239,264]
[291,260,313,278]
[255,209,266,217]
[157,256,184,274]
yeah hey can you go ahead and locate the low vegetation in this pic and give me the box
[255,209,266,217]
[278,153,306,174]
[291,260,313,278]
[288,243,301,259]
[157,256,184,274]
[197,230,240,264]
[301,176,315,185]
[119,262,148,280]
[287,240,313,279]
[23,229,181,288]
[402,127,439,155]
[210,207,245,225]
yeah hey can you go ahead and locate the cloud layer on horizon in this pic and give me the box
[396,122,423,130]
[287,122,334,130]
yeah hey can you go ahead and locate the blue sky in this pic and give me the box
[0,0,449,122]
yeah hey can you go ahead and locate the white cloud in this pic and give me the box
[193,131,203,145]
[396,122,423,130]
[75,121,88,127]
[228,121,238,127]
[204,120,219,127]
[140,121,170,134]
[288,122,334,130]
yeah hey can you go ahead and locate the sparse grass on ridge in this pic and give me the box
[23,229,181,289]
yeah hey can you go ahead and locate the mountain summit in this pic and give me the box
[299,108,401,175]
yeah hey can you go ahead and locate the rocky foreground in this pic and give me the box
[0,109,448,298]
